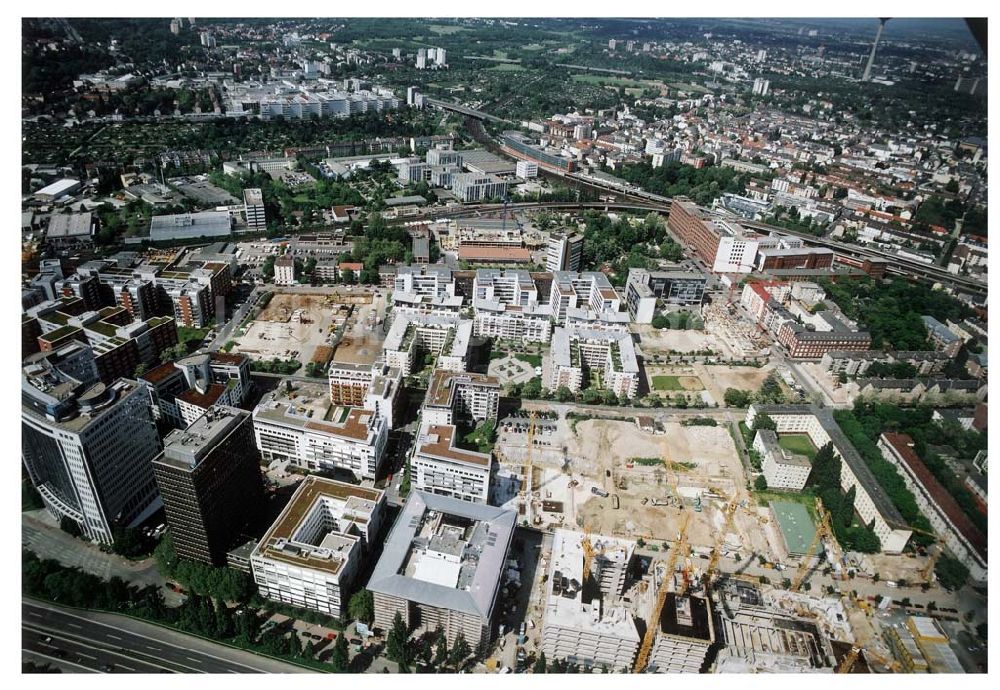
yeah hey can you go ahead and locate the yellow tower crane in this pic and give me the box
[791,498,835,592]
[520,411,537,523]
[634,514,690,673]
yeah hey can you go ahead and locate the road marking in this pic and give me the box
[77,652,96,660]
[145,645,161,652]
[26,611,42,618]
[118,664,135,671]
[107,634,121,640]
[67,623,82,629]
[185,656,203,663]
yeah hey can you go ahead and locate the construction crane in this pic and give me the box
[634,514,690,673]
[790,498,834,592]
[520,411,537,523]
[908,525,946,586]
[863,648,904,673]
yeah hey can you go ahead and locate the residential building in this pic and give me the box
[879,433,987,583]
[422,369,500,426]
[328,361,374,407]
[274,254,295,286]
[746,405,912,553]
[366,491,516,648]
[382,314,471,376]
[252,477,385,616]
[550,327,640,399]
[412,423,492,504]
[546,232,584,272]
[22,364,162,545]
[243,188,267,230]
[152,407,264,566]
[754,429,812,491]
[625,268,707,322]
[921,316,962,357]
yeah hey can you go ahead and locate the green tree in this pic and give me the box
[347,589,374,625]
[330,633,350,672]
[724,388,751,407]
[386,611,411,667]
[752,412,777,432]
[448,632,471,671]
[754,475,768,491]
[934,554,970,591]
[60,516,82,538]
[533,651,547,673]
[555,385,574,402]
[432,628,449,670]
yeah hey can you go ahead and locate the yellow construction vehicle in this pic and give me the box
[791,498,835,592]
[837,646,861,673]
[634,514,690,673]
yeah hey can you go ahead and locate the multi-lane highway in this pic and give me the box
[22,599,311,674]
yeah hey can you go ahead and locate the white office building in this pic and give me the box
[451,173,508,203]
[251,477,385,616]
[516,160,539,179]
[546,233,584,272]
[243,188,267,230]
[412,423,492,504]
[252,379,388,480]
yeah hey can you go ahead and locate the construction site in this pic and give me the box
[233,291,351,364]
[494,409,775,566]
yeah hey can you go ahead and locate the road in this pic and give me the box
[23,599,311,673]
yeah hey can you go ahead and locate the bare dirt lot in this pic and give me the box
[496,412,768,554]
[235,291,357,363]
[633,325,727,356]
[331,292,386,365]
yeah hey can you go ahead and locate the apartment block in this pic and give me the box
[754,429,812,491]
[746,405,912,553]
[879,433,987,583]
[647,594,715,673]
[412,424,492,504]
[550,327,639,399]
[252,378,388,480]
[382,314,471,376]
[546,232,584,272]
[422,369,500,426]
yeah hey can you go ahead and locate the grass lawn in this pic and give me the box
[177,326,208,346]
[652,375,684,391]
[490,63,527,72]
[753,489,818,518]
[515,353,542,367]
[778,434,818,460]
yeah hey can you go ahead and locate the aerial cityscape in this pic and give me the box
[20,15,989,676]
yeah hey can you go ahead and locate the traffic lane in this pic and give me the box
[23,625,170,673]
[23,601,263,673]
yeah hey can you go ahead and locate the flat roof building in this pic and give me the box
[366,491,516,648]
[252,477,385,616]
[252,378,388,480]
[153,406,264,566]
[541,529,639,671]
[412,423,493,504]
[149,211,233,242]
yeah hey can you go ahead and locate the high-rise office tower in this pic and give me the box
[546,232,585,272]
[22,363,162,545]
[152,406,264,566]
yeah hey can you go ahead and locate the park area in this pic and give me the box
[650,373,704,392]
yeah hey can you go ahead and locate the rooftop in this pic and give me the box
[425,369,499,409]
[367,491,515,621]
[416,424,491,467]
[157,406,248,470]
[254,379,378,442]
[253,476,383,577]
[770,501,821,556]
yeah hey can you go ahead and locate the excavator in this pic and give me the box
[633,514,690,673]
